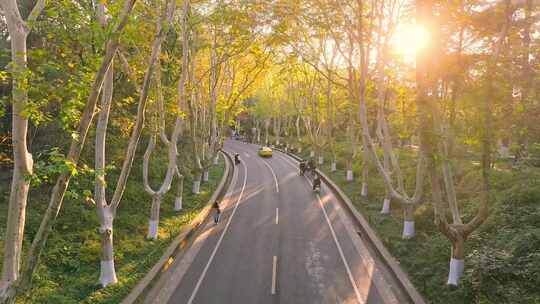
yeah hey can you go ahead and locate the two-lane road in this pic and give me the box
[147,140,408,304]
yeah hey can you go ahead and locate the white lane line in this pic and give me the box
[275,208,279,225]
[331,197,399,303]
[262,160,279,193]
[275,152,299,169]
[275,152,364,304]
[271,256,278,295]
[314,190,364,303]
[187,161,248,304]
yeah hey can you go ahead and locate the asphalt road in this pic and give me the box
[147,140,407,304]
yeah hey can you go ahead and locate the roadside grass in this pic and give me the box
[281,139,540,304]
[0,148,224,304]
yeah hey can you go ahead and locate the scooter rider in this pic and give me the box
[307,157,316,173]
[299,160,307,175]
[313,172,321,192]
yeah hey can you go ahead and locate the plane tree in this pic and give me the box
[92,0,176,286]
[0,1,138,301]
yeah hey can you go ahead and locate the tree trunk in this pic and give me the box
[361,144,369,197]
[360,128,369,196]
[275,116,281,145]
[447,236,465,286]
[202,170,209,182]
[95,56,115,285]
[402,204,415,239]
[147,194,162,240]
[17,2,137,293]
[381,197,391,214]
[1,25,32,287]
[295,115,301,146]
[0,3,47,294]
[192,171,202,194]
[140,0,182,242]
[98,206,117,287]
[346,160,353,181]
[361,180,368,197]
[264,119,269,145]
[175,175,184,211]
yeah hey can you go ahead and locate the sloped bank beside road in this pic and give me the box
[0,152,226,304]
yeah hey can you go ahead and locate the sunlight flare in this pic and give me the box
[391,24,430,56]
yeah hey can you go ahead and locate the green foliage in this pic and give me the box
[0,150,225,304]
[27,147,80,186]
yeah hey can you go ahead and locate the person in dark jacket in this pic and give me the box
[299,160,307,175]
[212,201,221,224]
[313,173,321,191]
[307,157,316,173]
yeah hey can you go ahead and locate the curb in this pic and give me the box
[121,151,233,304]
[276,148,426,304]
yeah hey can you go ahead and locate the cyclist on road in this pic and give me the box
[212,201,221,224]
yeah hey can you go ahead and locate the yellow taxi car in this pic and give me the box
[258,146,273,157]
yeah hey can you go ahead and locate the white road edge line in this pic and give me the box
[275,152,364,304]
[275,208,279,225]
[271,255,278,295]
[262,160,279,193]
[187,159,248,304]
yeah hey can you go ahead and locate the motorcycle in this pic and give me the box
[299,162,307,175]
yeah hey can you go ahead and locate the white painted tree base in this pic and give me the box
[380,198,390,214]
[174,196,183,211]
[402,220,415,239]
[99,260,118,287]
[213,155,219,165]
[361,182,368,196]
[346,170,353,181]
[447,258,464,286]
[318,156,324,165]
[202,171,209,182]
[298,147,302,153]
[310,151,315,157]
[147,220,159,239]
[331,162,336,172]
[192,180,200,194]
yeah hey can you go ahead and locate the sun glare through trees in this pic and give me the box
[391,24,430,57]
